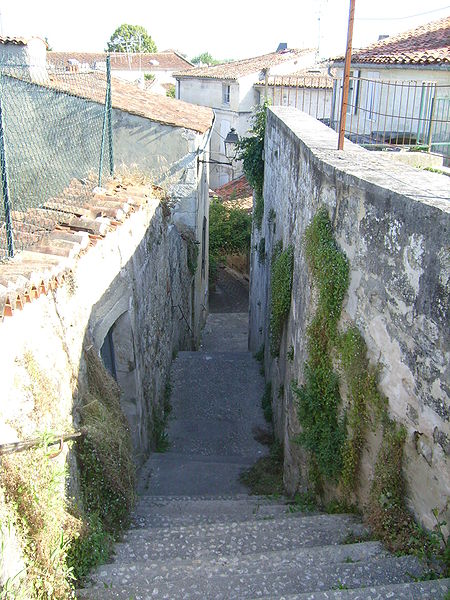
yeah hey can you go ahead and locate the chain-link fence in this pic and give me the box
[0,57,113,260]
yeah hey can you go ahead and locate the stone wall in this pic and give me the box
[249,106,449,534]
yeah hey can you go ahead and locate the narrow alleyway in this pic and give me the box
[78,268,449,598]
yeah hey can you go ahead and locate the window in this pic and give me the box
[222,84,230,104]
[366,71,380,122]
[346,70,360,115]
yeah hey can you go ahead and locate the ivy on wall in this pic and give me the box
[292,208,349,480]
[236,102,268,230]
[269,242,294,357]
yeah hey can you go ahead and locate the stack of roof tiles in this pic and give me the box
[0,177,154,322]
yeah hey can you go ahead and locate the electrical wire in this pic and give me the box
[357,6,450,21]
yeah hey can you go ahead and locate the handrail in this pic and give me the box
[0,429,86,456]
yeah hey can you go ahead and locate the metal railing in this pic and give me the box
[262,75,450,163]
[0,56,114,261]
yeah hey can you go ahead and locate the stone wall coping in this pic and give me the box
[0,176,155,322]
[268,107,450,215]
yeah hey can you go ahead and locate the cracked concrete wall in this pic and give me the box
[249,106,449,534]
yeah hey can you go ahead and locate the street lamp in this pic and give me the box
[224,128,239,162]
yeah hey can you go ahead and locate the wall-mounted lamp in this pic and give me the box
[223,127,239,161]
[199,128,239,166]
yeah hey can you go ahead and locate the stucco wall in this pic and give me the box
[249,106,449,533]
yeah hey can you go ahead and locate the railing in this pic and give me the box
[0,56,114,261]
[0,429,86,457]
[262,75,450,163]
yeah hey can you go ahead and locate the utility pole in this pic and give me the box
[338,0,356,150]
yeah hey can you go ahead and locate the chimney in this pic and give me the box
[276,43,288,53]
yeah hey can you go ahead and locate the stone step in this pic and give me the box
[167,349,267,457]
[88,541,388,587]
[131,495,297,528]
[112,513,368,562]
[139,452,261,496]
[200,312,249,352]
[251,578,450,599]
[78,554,424,599]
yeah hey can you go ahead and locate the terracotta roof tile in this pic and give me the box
[213,176,253,212]
[255,69,333,89]
[47,51,193,71]
[0,177,156,322]
[43,72,213,133]
[174,49,315,80]
[334,16,450,66]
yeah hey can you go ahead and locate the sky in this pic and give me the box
[0,0,449,61]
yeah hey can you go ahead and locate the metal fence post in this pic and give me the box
[0,75,14,257]
[98,55,111,188]
[106,55,114,176]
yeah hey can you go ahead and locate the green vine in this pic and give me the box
[236,102,268,230]
[337,327,387,493]
[209,197,252,283]
[269,243,294,357]
[292,208,349,480]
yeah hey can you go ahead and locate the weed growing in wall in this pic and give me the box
[236,102,268,230]
[71,348,136,579]
[261,382,273,423]
[269,243,294,357]
[292,208,349,480]
[337,327,387,493]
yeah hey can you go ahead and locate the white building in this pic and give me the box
[254,69,334,124]
[175,48,316,188]
[331,16,450,154]
[0,36,47,82]
[47,51,193,94]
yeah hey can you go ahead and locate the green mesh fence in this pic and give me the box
[0,57,113,260]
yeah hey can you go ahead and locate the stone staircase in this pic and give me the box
[78,312,449,599]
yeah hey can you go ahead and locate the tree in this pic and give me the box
[106,24,157,53]
[191,52,220,66]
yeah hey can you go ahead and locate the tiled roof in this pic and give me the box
[47,51,193,71]
[44,72,213,133]
[333,16,450,66]
[174,49,315,80]
[255,69,333,89]
[0,177,154,322]
[213,176,253,212]
[0,36,46,46]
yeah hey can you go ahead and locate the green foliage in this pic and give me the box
[257,237,266,264]
[292,208,349,481]
[262,383,273,423]
[236,102,268,229]
[106,24,157,53]
[209,197,252,283]
[254,344,265,363]
[288,491,317,513]
[185,235,199,276]
[191,52,221,65]
[144,73,155,82]
[287,345,294,362]
[165,84,176,98]
[66,512,112,582]
[269,244,294,357]
[337,327,387,493]
[240,442,284,496]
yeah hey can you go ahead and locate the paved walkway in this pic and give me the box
[209,265,249,313]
